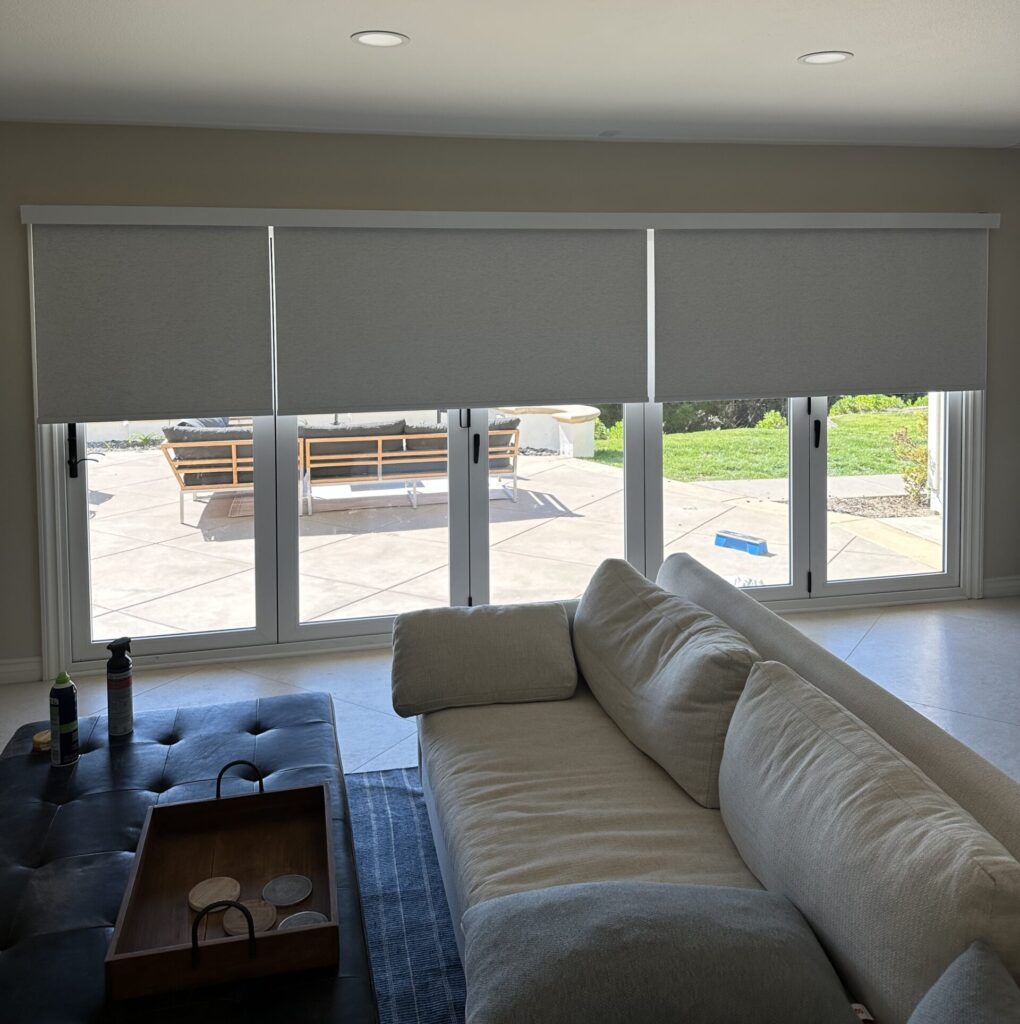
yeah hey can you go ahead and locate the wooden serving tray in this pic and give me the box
[105,762,339,1001]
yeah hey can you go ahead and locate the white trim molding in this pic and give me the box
[983,576,1020,598]
[0,657,44,686]
[20,206,1001,230]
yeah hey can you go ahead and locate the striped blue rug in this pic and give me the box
[347,767,467,1024]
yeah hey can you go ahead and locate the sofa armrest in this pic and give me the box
[391,603,578,717]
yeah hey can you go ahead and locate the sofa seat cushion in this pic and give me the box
[720,660,1020,1024]
[463,881,857,1024]
[419,686,761,912]
[574,558,760,808]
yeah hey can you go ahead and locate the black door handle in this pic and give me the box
[473,433,481,464]
[813,419,821,449]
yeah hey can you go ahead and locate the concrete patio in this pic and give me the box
[84,447,942,641]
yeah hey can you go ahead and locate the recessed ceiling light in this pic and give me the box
[798,50,854,64]
[352,30,409,48]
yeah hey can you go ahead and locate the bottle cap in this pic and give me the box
[55,671,71,685]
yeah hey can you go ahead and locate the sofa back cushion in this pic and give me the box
[300,419,405,478]
[720,660,1020,1024]
[572,558,759,808]
[462,881,857,1024]
[404,422,448,476]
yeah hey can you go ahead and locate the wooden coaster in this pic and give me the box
[223,899,277,936]
[187,876,241,912]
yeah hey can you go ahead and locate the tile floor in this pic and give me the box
[1,596,1018,780]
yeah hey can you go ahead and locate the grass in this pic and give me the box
[591,410,926,481]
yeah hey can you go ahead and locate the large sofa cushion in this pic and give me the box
[463,881,857,1024]
[162,424,253,486]
[720,660,1020,1024]
[392,602,577,717]
[573,558,759,808]
[300,419,405,479]
[419,686,761,912]
[908,943,1020,1024]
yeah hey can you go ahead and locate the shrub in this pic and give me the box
[829,394,906,415]
[593,419,610,441]
[754,410,788,430]
[893,410,929,504]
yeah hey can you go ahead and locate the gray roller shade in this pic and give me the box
[32,225,273,423]
[273,227,648,414]
[654,228,988,401]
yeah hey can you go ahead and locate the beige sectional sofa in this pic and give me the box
[392,554,1020,1024]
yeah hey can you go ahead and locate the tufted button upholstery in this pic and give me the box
[0,691,378,1022]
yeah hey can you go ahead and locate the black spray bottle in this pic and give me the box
[106,637,134,738]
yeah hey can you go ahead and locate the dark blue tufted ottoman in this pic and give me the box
[0,691,379,1023]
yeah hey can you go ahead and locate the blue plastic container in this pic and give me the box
[714,530,769,557]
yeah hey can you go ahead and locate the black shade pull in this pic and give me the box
[473,433,481,464]
[813,419,821,449]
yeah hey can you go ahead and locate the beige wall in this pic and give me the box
[1,122,1017,668]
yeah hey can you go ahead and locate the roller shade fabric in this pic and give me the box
[32,225,273,423]
[273,227,648,414]
[653,228,988,401]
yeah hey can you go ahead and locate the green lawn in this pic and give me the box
[591,411,925,481]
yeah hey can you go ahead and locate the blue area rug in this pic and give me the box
[347,767,467,1024]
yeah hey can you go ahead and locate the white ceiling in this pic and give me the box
[2,0,1019,147]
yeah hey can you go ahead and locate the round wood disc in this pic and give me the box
[188,875,241,912]
[262,873,313,907]
[223,899,277,936]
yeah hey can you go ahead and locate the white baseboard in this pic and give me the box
[983,575,1020,598]
[0,657,43,686]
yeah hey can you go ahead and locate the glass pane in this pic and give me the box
[298,410,449,621]
[488,404,625,604]
[84,416,256,640]
[826,392,944,581]
[661,399,791,587]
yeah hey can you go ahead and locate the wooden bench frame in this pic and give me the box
[161,429,520,521]
[301,428,520,513]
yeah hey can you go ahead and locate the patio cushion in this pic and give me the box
[488,416,519,471]
[404,422,448,476]
[300,419,405,479]
[162,424,253,487]
[720,660,1020,1024]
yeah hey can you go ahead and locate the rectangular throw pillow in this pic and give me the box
[572,558,759,808]
[391,602,577,717]
[463,881,857,1024]
[719,661,1020,1024]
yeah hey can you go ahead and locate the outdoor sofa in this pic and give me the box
[161,416,521,521]
[391,553,1020,1023]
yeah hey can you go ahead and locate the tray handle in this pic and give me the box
[215,759,265,798]
[191,900,256,967]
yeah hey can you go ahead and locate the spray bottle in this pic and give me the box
[49,671,79,767]
[106,637,134,738]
